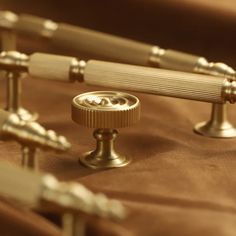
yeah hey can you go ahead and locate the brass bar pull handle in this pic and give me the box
[14,14,153,65]
[0,161,126,220]
[14,14,58,38]
[84,60,227,104]
[7,12,236,78]
[28,53,235,104]
[155,49,202,72]
[53,23,152,65]
[14,14,200,72]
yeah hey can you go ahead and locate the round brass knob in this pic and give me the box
[72,91,140,169]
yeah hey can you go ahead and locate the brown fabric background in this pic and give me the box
[0,1,236,235]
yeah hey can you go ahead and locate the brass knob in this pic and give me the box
[72,91,140,169]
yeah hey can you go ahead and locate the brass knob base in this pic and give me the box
[80,151,131,169]
[194,120,236,138]
[194,104,236,138]
[79,129,131,169]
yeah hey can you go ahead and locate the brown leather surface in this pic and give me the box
[1,77,236,235]
[0,0,236,235]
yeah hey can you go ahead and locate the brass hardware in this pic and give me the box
[0,109,71,170]
[0,11,18,30]
[13,51,236,139]
[194,104,236,138]
[0,11,36,121]
[62,213,86,236]
[83,60,226,103]
[0,161,126,236]
[148,48,236,138]
[1,12,236,137]
[0,25,36,121]
[193,61,236,138]
[72,91,140,169]
[29,53,85,82]
[28,53,228,102]
[148,46,165,67]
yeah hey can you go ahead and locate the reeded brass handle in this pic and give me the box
[14,14,58,38]
[53,23,152,65]
[2,12,235,78]
[28,53,236,104]
[15,14,152,65]
[0,161,126,220]
[84,60,226,103]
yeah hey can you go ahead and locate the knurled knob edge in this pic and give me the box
[71,91,141,128]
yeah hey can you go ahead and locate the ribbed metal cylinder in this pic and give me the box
[71,91,140,128]
[84,60,226,103]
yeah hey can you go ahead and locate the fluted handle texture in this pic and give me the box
[84,60,225,103]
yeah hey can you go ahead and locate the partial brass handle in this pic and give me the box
[53,23,152,65]
[0,161,126,220]
[14,14,57,38]
[155,49,201,72]
[0,109,71,152]
[2,12,234,78]
[14,14,202,71]
[15,14,152,65]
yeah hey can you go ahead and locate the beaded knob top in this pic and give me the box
[71,91,140,128]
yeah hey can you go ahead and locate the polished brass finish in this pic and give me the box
[72,91,140,169]
[0,161,126,219]
[27,53,236,105]
[0,161,126,236]
[0,12,37,122]
[4,11,233,138]
[149,48,201,72]
[84,60,227,103]
[0,51,29,71]
[6,48,236,138]
[0,109,71,170]
[0,11,18,30]
[71,91,140,128]
[6,71,37,121]
[148,46,165,67]
[80,129,131,169]
[28,54,229,103]
[193,62,236,138]
[0,49,36,121]
[195,60,236,80]
[41,174,126,220]
[194,104,236,138]
[27,53,236,104]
